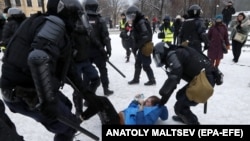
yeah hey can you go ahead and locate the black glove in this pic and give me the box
[40,101,58,121]
[106,46,111,58]
[159,96,168,106]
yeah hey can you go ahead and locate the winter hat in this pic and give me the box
[215,14,223,22]
[7,8,22,15]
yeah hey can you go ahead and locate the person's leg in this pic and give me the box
[232,40,237,62]
[214,59,221,68]
[142,53,156,85]
[0,100,24,141]
[4,92,78,141]
[82,60,100,93]
[174,85,199,125]
[128,53,142,84]
[93,56,113,96]
[233,41,244,62]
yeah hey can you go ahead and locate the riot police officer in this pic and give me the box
[153,42,223,125]
[85,0,114,96]
[179,4,207,53]
[0,0,103,140]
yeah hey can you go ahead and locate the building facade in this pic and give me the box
[0,0,47,16]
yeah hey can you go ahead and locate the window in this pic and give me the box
[15,0,21,6]
[27,0,32,7]
[37,0,42,7]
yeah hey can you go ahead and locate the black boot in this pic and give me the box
[128,79,139,84]
[128,67,141,85]
[144,79,156,85]
[104,87,114,96]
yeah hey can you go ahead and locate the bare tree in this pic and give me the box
[98,0,127,27]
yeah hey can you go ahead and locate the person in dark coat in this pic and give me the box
[207,14,230,68]
[173,15,183,45]
[126,5,156,86]
[153,42,223,125]
[222,1,235,27]
[1,8,26,48]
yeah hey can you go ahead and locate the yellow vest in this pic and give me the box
[163,22,174,43]
[120,20,126,30]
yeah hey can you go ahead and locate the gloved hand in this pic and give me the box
[40,101,58,121]
[226,45,230,50]
[106,47,111,58]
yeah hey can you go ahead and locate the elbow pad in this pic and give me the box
[28,49,55,107]
[159,75,179,105]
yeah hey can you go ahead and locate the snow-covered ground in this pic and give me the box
[1,32,250,141]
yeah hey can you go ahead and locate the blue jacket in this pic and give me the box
[122,100,168,125]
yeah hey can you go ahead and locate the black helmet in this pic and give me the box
[126,5,140,21]
[187,4,202,17]
[153,42,170,67]
[47,0,83,23]
[163,15,170,22]
[85,0,99,15]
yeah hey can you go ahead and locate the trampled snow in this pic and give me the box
[1,31,250,141]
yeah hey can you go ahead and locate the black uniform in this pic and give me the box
[71,21,101,117]
[85,0,113,96]
[153,42,223,125]
[179,4,207,53]
[0,99,24,141]
[0,1,119,141]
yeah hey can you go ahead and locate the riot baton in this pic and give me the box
[204,102,207,114]
[58,115,99,141]
[107,60,126,78]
